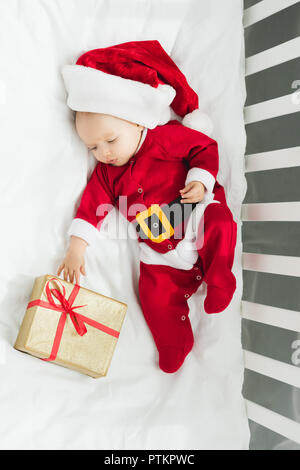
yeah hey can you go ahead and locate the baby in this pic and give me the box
[58,40,237,373]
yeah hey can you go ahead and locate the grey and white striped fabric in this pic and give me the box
[242,0,300,450]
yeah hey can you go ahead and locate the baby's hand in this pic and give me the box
[179,181,206,203]
[57,236,88,285]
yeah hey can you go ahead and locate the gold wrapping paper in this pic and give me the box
[14,274,127,378]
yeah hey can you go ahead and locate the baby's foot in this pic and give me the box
[204,281,236,314]
[158,333,194,373]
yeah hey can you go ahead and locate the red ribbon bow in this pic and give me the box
[45,280,88,337]
[26,277,120,362]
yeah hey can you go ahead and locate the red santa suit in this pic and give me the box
[68,120,237,373]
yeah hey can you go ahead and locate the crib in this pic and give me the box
[242,0,300,450]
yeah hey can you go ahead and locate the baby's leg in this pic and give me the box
[138,262,202,373]
[196,203,237,313]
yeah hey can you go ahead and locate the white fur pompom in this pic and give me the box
[182,109,213,136]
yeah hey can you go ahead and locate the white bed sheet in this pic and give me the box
[0,0,250,450]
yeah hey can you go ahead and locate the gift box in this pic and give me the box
[14,274,127,378]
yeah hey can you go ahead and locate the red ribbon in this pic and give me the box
[26,277,120,362]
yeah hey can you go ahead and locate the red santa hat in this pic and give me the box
[61,40,213,136]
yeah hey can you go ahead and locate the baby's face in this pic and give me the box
[75,112,144,166]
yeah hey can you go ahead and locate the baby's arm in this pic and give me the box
[57,236,88,284]
[159,122,219,196]
[57,163,115,285]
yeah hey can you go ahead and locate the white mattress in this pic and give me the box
[0,0,250,450]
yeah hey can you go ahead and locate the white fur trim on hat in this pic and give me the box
[61,64,176,128]
[182,109,214,136]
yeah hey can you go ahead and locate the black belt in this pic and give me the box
[133,196,198,244]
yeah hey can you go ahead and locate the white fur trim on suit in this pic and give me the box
[68,218,108,246]
[139,192,220,270]
[139,243,195,270]
[185,167,216,194]
[61,65,176,129]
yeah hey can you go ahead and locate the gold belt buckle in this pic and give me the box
[136,204,174,243]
